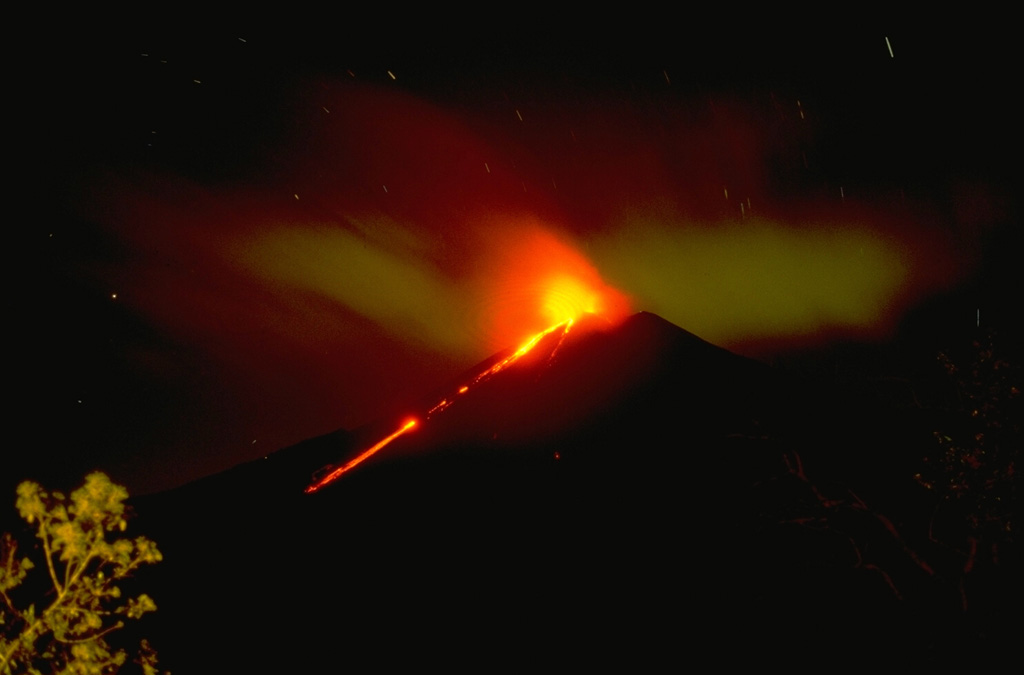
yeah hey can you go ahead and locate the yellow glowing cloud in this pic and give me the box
[233,219,477,356]
[590,215,942,351]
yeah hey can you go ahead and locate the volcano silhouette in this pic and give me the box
[130,312,1010,670]
[305,311,775,492]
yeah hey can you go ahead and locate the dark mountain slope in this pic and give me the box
[129,312,1013,671]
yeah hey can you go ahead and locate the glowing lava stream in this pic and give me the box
[304,318,575,494]
[463,319,574,388]
[305,419,418,494]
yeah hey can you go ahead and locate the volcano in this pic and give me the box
[305,311,774,493]
[131,312,1014,670]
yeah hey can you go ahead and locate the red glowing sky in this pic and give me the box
[25,28,1017,494]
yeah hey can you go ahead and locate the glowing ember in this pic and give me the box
[428,399,453,415]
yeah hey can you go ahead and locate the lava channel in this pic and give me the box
[305,318,576,493]
[305,419,418,493]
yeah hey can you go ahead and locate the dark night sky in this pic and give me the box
[17,24,1019,495]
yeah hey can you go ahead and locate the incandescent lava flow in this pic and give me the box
[305,264,630,494]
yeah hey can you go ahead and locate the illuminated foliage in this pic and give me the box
[915,330,1019,602]
[0,473,162,674]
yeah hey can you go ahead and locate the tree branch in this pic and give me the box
[52,620,125,645]
[39,515,63,596]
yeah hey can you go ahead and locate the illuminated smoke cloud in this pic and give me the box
[233,216,478,357]
[79,82,966,370]
[591,213,960,354]
[63,76,972,491]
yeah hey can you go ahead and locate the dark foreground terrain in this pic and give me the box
[128,313,1017,670]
